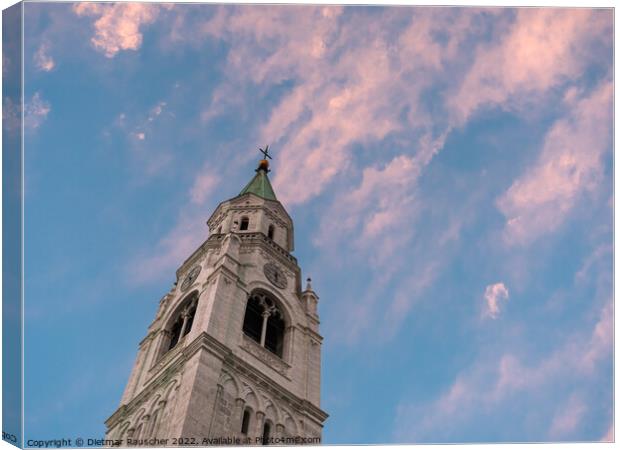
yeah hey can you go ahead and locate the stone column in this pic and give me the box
[155,329,172,360]
[259,311,270,346]
[254,411,265,444]
[178,309,191,339]
[207,384,223,437]
[233,398,246,438]
[275,423,285,441]
[283,326,295,364]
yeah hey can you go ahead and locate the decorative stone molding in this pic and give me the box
[240,335,290,377]
[148,341,183,377]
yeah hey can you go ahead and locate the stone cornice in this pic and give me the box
[301,325,324,343]
[206,193,293,228]
[105,350,186,428]
[106,331,328,430]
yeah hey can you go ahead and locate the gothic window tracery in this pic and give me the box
[242,292,285,358]
[165,292,199,352]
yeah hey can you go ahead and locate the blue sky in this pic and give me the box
[15,2,613,444]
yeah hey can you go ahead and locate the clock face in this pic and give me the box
[263,262,287,289]
[181,265,202,291]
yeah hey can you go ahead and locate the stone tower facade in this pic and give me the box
[105,156,328,445]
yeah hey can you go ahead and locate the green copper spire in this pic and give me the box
[239,146,278,201]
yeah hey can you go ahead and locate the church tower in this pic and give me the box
[105,151,328,445]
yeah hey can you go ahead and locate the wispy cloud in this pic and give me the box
[126,211,206,286]
[73,2,163,58]
[395,298,612,441]
[187,6,480,207]
[126,160,221,285]
[34,42,55,71]
[600,423,614,442]
[497,80,612,246]
[548,394,587,439]
[3,92,51,133]
[190,172,220,205]
[450,8,611,124]
[483,282,509,319]
[25,92,51,130]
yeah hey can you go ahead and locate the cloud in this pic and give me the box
[122,7,611,349]
[450,8,612,125]
[34,42,55,71]
[395,295,612,442]
[497,80,612,246]
[2,97,20,133]
[24,92,51,130]
[600,423,614,442]
[126,160,221,284]
[190,172,220,205]
[121,100,171,144]
[189,6,481,207]
[126,212,206,285]
[4,92,51,133]
[73,2,162,57]
[315,155,418,252]
[148,101,167,121]
[548,394,587,439]
[483,282,509,319]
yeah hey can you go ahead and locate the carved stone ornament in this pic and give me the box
[181,265,202,291]
[241,335,289,376]
[263,262,288,289]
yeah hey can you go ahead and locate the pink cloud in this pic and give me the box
[24,92,51,130]
[126,211,206,286]
[314,154,420,263]
[394,293,612,441]
[126,161,220,285]
[497,80,612,246]
[600,423,614,442]
[187,7,481,207]
[73,2,162,57]
[34,42,55,71]
[483,282,509,319]
[450,8,612,124]
[190,172,220,205]
[548,394,587,439]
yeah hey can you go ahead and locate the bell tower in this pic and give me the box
[105,150,328,445]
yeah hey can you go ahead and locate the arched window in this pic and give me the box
[242,292,285,358]
[166,292,198,352]
[262,422,271,445]
[267,224,275,240]
[240,409,251,435]
[168,316,183,349]
[242,296,263,343]
[240,216,249,231]
[265,312,285,356]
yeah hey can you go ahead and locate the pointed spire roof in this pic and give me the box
[239,168,277,201]
[239,148,278,201]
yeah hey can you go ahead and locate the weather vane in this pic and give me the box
[259,145,272,160]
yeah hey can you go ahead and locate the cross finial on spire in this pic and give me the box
[259,145,272,160]
[257,145,272,172]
